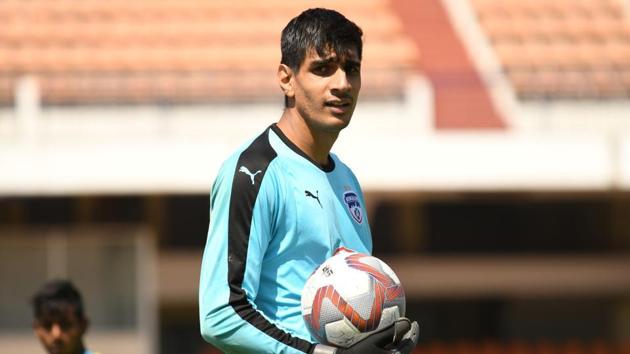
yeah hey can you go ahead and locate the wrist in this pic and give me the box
[311,344,338,354]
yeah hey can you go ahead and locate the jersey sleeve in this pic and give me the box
[198,135,315,354]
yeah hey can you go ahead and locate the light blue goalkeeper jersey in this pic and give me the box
[199,124,372,354]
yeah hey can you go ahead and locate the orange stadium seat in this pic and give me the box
[471,0,630,99]
[0,0,419,104]
[479,340,502,354]
[506,341,533,354]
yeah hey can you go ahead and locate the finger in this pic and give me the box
[406,321,420,347]
[366,322,398,347]
[390,321,420,354]
[391,318,412,345]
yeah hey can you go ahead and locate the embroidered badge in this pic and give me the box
[343,191,363,224]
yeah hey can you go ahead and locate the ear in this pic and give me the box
[277,64,295,99]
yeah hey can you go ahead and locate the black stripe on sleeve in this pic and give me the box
[227,127,314,353]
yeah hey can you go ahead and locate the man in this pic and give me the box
[199,8,419,354]
[32,279,97,354]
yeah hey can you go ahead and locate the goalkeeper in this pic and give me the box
[199,8,419,353]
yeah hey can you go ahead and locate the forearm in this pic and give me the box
[200,304,314,354]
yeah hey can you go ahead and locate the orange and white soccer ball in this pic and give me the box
[301,248,406,348]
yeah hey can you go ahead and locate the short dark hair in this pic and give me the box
[281,8,363,72]
[32,279,86,321]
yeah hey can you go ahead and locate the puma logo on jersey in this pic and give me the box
[239,166,261,185]
[305,190,322,208]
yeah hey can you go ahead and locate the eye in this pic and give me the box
[312,64,335,76]
[58,321,72,330]
[345,64,361,75]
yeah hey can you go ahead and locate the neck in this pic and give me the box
[277,109,338,167]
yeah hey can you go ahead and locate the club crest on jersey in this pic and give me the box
[343,191,363,224]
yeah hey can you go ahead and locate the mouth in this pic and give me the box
[324,99,352,114]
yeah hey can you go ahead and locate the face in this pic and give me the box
[287,47,361,134]
[34,308,86,354]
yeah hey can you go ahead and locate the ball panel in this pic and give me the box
[380,306,401,328]
[319,296,346,331]
[344,280,376,320]
[324,319,363,348]
[331,268,372,298]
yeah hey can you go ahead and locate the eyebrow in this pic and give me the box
[344,60,361,68]
[310,57,361,67]
[310,57,336,67]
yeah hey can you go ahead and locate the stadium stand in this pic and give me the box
[0,0,419,104]
[390,0,505,129]
[470,0,630,99]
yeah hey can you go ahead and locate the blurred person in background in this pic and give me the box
[32,279,98,354]
[198,8,419,354]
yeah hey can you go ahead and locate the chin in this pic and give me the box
[306,112,353,133]
[336,115,353,128]
[46,347,62,354]
[325,117,351,133]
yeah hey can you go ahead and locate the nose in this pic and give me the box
[331,68,352,94]
[50,323,62,339]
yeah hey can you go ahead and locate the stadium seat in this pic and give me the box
[0,0,419,104]
[470,0,630,99]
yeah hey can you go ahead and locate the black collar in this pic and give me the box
[270,124,335,172]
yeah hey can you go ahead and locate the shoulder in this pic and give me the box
[330,153,356,176]
[215,127,280,182]
[212,127,291,203]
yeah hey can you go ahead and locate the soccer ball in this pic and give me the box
[301,248,406,348]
